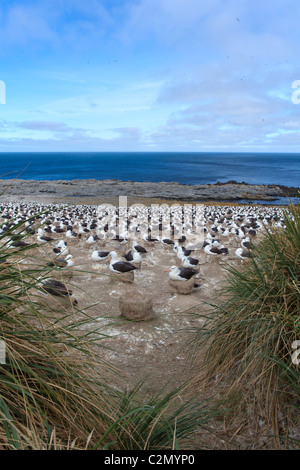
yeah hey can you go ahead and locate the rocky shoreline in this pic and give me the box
[0,178,299,204]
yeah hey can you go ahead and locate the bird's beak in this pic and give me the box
[164,268,171,272]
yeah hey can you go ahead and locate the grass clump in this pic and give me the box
[189,203,300,447]
[0,217,120,449]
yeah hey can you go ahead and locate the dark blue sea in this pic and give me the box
[0,152,299,188]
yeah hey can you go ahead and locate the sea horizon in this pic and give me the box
[0,151,299,189]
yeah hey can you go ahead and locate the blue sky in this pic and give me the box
[0,0,300,152]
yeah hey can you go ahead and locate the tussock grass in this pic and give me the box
[0,218,121,449]
[188,203,300,447]
[94,379,221,450]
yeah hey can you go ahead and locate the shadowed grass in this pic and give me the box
[0,217,123,449]
[187,203,300,447]
[93,379,221,450]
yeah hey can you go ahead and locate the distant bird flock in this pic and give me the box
[0,201,287,299]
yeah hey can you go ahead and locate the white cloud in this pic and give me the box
[0,0,114,54]
[1,0,300,151]
[0,4,55,50]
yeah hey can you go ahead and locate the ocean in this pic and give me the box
[0,152,299,187]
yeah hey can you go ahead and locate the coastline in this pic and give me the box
[0,178,299,206]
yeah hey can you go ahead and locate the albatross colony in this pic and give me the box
[0,200,286,282]
[0,200,288,381]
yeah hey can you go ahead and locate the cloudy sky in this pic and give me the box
[0,0,300,152]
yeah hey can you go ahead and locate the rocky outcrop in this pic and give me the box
[0,178,298,202]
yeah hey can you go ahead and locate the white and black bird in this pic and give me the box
[51,226,65,234]
[166,265,198,281]
[204,244,220,255]
[143,233,159,242]
[241,237,254,250]
[37,229,55,243]
[47,254,75,268]
[132,240,147,254]
[53,240,69,255]
[177,235,187,244]
[39,278,73,297]
[235,248,251,259]
[109,251,139,274]
[123,249,142,264]
[91,250,110,261]
[66,229,78,239]
[161,238,175,247]
[218,245,229,255]
[174,242,194,257]
[8,240,31,248]
[37,234,55,243]
[181,255,199,268]
[248,228,257,238]
[56,240,68,249]
[86,235,99,245]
